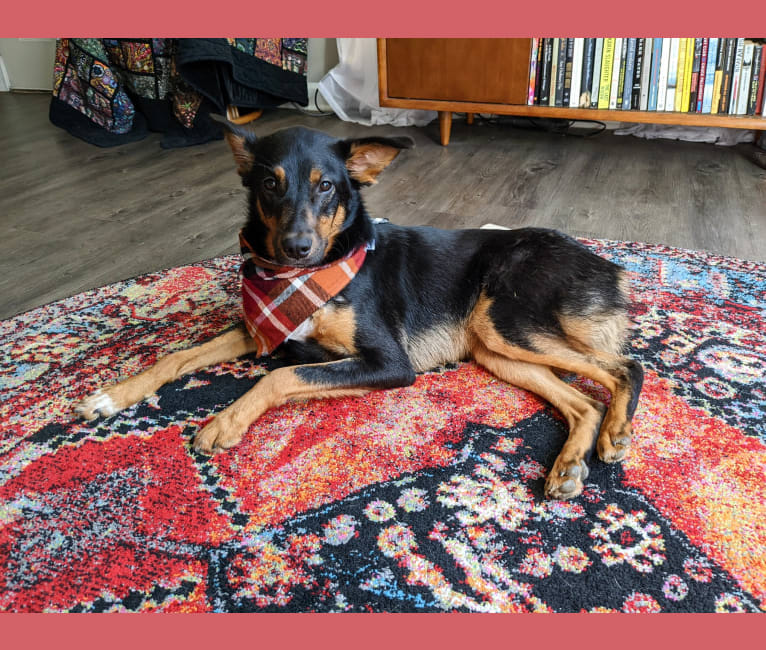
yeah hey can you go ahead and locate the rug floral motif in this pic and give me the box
[1,239,764,612]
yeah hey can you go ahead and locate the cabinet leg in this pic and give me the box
[466,112,474,125]
[438,111,452,146]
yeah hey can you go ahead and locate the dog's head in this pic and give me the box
[215,118,413,267]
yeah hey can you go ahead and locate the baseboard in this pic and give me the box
[0,57,10,92]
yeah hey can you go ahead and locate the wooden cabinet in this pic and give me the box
[377,38,766,146]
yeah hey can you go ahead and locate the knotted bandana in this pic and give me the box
[239,230,369,356]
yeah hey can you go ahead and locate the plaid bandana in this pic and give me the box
[239,230,369,356]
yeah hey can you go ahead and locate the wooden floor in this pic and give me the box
[1,92,765,320]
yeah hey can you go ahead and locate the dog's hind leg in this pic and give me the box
[468,294,644,498]
[472,343,605,499]
[74,325,259,420]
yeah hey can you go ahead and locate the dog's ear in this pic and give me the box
[340,136,414,185]
[210,113,257,177]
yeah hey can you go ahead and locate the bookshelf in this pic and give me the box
[377,38,766,146]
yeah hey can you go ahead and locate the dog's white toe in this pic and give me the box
[74,389,118,420]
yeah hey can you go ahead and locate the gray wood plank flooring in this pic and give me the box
[1,92,765,320]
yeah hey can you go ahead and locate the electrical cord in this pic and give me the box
[289,88,335,116]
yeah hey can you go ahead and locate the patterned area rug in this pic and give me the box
[1,239,764,613]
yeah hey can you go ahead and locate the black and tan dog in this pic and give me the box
[75,122,643,500]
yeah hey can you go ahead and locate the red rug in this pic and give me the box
[1,239,764,612]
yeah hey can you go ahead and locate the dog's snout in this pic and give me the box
[282,235,313,260]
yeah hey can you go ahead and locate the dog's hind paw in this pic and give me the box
[73,389,120,420]
[544,457,589,500]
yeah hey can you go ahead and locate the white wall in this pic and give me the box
[0,38,56,90]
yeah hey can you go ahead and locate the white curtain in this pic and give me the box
[318,38,436,128]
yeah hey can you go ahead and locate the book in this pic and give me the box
[569,38,584,108]
[554,37,567,106]
[581,38,597,107]
[622,38,637,110]
[616,37,628,109]
[665,38,680,111]
[632,38,646,110]
[689,38,703,111]
[648,38,664,111]
[539,38,553,105]
[718,38,736,113]
[681,38,695,112]
[528,38,539,106]
[591,38,604,108]
[701,38,719,114]
[747,44,763,115]
[754,45,766,117]
[533,37,545,104]
[562,38,574,106]
[657,38,671,111]
[549,37,560,107]
[610,37,623,109]
[695,39,709,112]
[727,38,744,113]
[711,38,726,114]
[674,38,688,112]
[598,38,615,109]
[735,41,754,115]
[640,38,654,110]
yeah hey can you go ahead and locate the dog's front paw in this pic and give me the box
[193,415,246,454]
[74,388,123,421]
[544,456,589,500]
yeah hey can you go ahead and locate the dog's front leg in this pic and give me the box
[193,354,416,453]
[75,325,258,420]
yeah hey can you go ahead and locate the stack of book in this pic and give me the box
[527,38,766,117]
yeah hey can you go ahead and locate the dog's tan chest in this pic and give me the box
[299,303,358,356]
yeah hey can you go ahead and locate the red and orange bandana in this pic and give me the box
[239,230,369,356]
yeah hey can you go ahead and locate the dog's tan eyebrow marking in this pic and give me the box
[310,168,322,184]
[274,166,286,185]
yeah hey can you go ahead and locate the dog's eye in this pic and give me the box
[263,178,277,191]
[319,180,333,192]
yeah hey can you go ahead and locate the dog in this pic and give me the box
[75,120,644,500]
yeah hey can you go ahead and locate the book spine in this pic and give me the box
[555,37,567,107]
[534,37,545,104]
[747,44,762,115]
[598,38,615,109]
[549,38,559,107]
[701,38,719,114]
[718,38,736,113]
[610,38,623,110]
[562,37,574,106]
[729,38,745,114]
[695,38,709,112]
[632,38,645,110]
[736,42,754,115]
[622,38,637,110]
[711,38,725,114]
[674,38,688,112]
[681,38,695,112]
[689,38,703,112]
[649,38,664,110]
[591,38,604,108]
[640,38,654,110]
[569,38,584,108]
[539,38,553,105]
[581,38,596,108]
[665,38,680,111]
[528,38,539,105]
[754,45,766,117]
[657,38,671,111]
[616,37,628,109]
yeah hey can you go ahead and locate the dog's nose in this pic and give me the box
[282,235,313,260]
